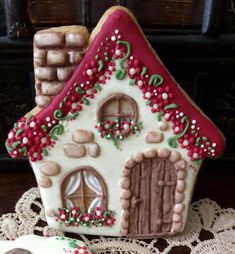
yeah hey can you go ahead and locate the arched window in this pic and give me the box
[97,93,138,122]
[61,167,107,212]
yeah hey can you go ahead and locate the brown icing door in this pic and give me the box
[128,158,177,238]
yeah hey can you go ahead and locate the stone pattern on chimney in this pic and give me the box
[34,26,89,108]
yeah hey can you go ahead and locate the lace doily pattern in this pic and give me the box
[0,188,234,253]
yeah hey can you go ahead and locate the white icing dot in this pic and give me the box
[176,115,180,119]
[86,69,93,76]
[111,36,116,41]
[30,122,36,128]
[162,93,168,100]
[115,29,119,34]
[123,124,129,130]
[115,49,121,56]
[201,144,205,148]
[130,56,134,60]
[153,104,158,109]
[86,81,90,85]
[61,214,66,219]
[145,92,152,99]
[81,83,85,87]
[176,111,179,114]
[191,125,195,129]
[108,66,113,71]
[14,151,17,155]
[8,132,13,139]
[204,149,207,152]
[72,210,77,215]
[72,103,78,109]
[145,75,149,78]
[46,117,50,122]
[18,122,24,128]
[33,132,37,135]
[183,140,189,146]
[117,35,121,39]
[193,152,199,159]
[175,127,180,132]
[179,112,184,117]
[48,123,52,127]
[165,113,170,119]
[52,120,56,124]
[41,137,47,144]
[137,80,143,87]
[22,137,28,144]
[129,68,136,75]
[33,152,38,158]
[197,127,200,130]
[192,120,197,124]
[212,153,215,157]
[212,143,217,147]
[211,149,215,153]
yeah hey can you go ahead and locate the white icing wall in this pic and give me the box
[31,68,200,236]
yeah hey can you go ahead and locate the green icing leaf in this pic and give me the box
[195,159,203,166]
[19,147,27,156]
[69,241,78,249]
[42,148,49,156]
[146,100,151,106]
[129,79,135,86]
[12,141,21,149]
[141,67,147,76]
[195,137,201,146]
[26,114,33,125]
[83,97,90,105]
[94,83,102,91]
[149,74,163,86]
[75,87,85,94]
[16,129,23,137]
[115,40,131,80]
[164,103,178,110]
[59,101,64,108]
[98,60,104,72]
[41,125,48,132]
[202,136,208,141]
[156,112,163,121]
[5,141,13,152]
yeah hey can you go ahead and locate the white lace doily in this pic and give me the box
[0,187,235,253]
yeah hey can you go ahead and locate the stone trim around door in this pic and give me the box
[119,148,187,238]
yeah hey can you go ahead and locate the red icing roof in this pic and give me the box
[6,8,225,163]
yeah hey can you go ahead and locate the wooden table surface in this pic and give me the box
[0,159,234,253]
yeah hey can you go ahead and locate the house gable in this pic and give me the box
[6,7,225,165]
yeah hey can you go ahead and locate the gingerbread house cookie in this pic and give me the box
[6,7,225,238]
[0,235,90,254]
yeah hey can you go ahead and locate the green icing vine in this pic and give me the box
[49,124,64,140]
[54,110,79,121]
[115,40,131,80]
[149,74,163,86]
[41,124,48,132]
[12,141,21,149]
[167,116,190,148]
[164,103,178,110]
[42,148,49,156]
[195,137,201,146]
[98,60,104,72]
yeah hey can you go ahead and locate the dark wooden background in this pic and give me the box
[0,1,235,252]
